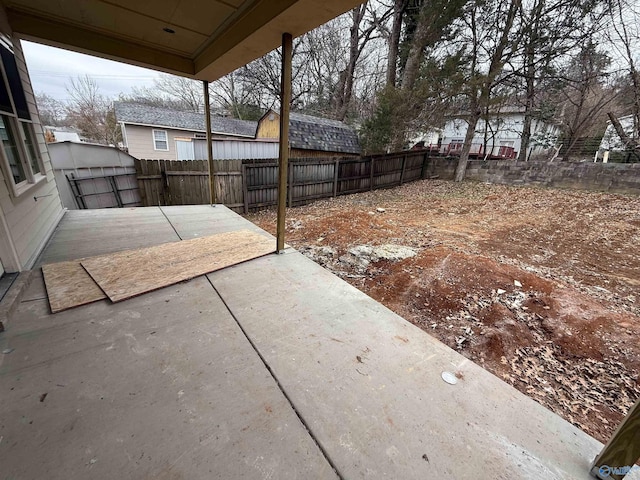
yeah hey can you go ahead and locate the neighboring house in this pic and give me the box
[600,114,636,151]
[44,125,82,143]
[256,109,361,157]
[440,107,559,160]
[0,9,64,273]
[115,102,257,161]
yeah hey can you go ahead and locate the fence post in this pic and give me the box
[288,160,294,207]
[333,158,340,197]
[421,152,429,179]
[400,155,407,185]
[370,157,375,190]
[242,164,249,214]
[591,397,640,479]
[160,160,171,206]
[133,159,147,207]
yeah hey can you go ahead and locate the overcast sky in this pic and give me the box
[22,41,162,102]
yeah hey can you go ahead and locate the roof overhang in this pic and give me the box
[5,0,364,81]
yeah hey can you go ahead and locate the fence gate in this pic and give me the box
[134,159,244,212]
[66,172,141,209]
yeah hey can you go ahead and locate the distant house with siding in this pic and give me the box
[256,109,361,158]
[599,114,636,151]
[115,102,257,160]
[439,107,558,160]
[44,126,82,143]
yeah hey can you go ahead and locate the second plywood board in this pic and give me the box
[42,261,107,313]
[81,230,274,303]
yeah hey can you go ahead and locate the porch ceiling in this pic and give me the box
[4,0,363,80]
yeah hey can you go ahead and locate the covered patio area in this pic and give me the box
[0,206,608,479]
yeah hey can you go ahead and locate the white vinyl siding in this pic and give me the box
[124,125,197,160]
[0,41,44,198]
[153,129,169,151]
[0,5,63,271]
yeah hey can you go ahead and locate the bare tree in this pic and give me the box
[35,92,65,126]
[452,0,521,181]
[65,75,120,145]
[152,74,204,112]
[209,71,263,120]
[552,42,619,161]
[604,0,640,144]
[514,0,609,161]
[332,2,393,120]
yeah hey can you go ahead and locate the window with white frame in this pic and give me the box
[0,41,43,196]
[153,129,169,151]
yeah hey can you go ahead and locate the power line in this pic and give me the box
[29,71,159,80]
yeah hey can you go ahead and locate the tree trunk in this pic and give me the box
[386,0,406,87]
[519,110,533,162]
[335,9,361,120]
[454,112,480,182]
[401,8,429,90]
[608,112,639,149]
[518,61,536,162]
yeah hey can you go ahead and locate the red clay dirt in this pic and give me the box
[246,180,640,443]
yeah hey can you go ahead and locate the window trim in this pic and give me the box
[0,115,46,198]
[152,129,169,151]
[0,44,46,199]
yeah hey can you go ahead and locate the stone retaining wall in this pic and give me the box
[423,158,640,195]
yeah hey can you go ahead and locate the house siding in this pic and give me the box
[124,124,261,160]
[0,6,64,271]
[441,114,559,158]
[123,124,197,160]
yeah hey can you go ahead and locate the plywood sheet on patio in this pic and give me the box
[42,260,106,313]
[82,229,274,302]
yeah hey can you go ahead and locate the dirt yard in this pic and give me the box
[246,180,640,443]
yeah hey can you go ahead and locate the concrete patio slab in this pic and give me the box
[0,274,336,480]
[208,251,605,479]
[159,205,269,239]
[21,269,47,302]
[37,208,180,265]
[0,205,628,480]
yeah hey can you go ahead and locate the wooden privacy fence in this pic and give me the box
[134,151,430,213]
[134,159,243,210]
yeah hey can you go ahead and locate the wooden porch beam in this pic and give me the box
[203,80,216,205]
[591,397,640,479]
[276,32,292,252]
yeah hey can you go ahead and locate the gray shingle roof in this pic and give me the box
[289,112,361,154]
[114,102,257,137]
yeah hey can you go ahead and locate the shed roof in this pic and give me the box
[115,102,257,138]
[261,110,361,154]
[290,112,361,154]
